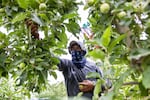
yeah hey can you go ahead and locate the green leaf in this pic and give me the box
[12,59,24,66]
[35,58,44,62]
[86,72,101,79]
[39,13,49,22]
[139,82,148,96]
[0,32,6,40]
[35,66,44,71]
[65,21,80,35]
[12,12,27,24]
[31,13,44,26]
[50,71,57,79]
[62,13,78,20]
[129,49,150,60]
[29,0,38,8]
[100,26,112,48]
[56,32,68,45]
[100,91,114,100]
[35,54,47,58]
[39,62,49,67]
[16,70,27,86]
[0,54,7,66]
[50,57,60,65]
[142,67,150,89]
[89,17,97,25]
[89,49,105,60]
[108,34,126,52]
[142,56,150,69]
[17,0,29,9]
[53,49,67,55]
[93,79,101,100]
[39,70,48,84]
[0,68,4,77]
[76,92,83,97]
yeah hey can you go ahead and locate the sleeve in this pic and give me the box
[57,58,68,71]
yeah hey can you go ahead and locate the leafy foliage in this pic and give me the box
[37,82,67,100]
[0,0,81,97]
[0,77,29,99]
[0,0,150,99]
[84,0,150,99]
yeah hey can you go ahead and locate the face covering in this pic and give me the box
[71,50,86,69]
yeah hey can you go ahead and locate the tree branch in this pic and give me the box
[123,82,139,86]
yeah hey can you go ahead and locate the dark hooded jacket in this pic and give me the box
[57,41,104,99]
[58,58,103,99]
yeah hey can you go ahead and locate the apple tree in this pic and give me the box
[84,0,150,99]
[0,0,81,98]
[0,0,150,99]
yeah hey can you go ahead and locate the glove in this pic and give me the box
[78,80,95,92]
[25,19,39,39]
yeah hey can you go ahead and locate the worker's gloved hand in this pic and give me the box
[25,19,39,39]
[78,80,95,92]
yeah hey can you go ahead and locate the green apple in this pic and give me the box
[19,63,25,68]
[0,8,5,13]
[30,58,35,64]
[39,3,46,10]
[117,11,127,18]
[133,5,143,12]
[20,46,26,51]
[79,84,84,89]
[100,3,110,14]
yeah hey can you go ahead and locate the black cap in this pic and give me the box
[69,41,80,48]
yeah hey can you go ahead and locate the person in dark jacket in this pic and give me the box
[58,40,111,99]
[24,19,111,99]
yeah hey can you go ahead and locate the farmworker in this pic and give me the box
[58,40,112,99]
[25,19,112,100]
